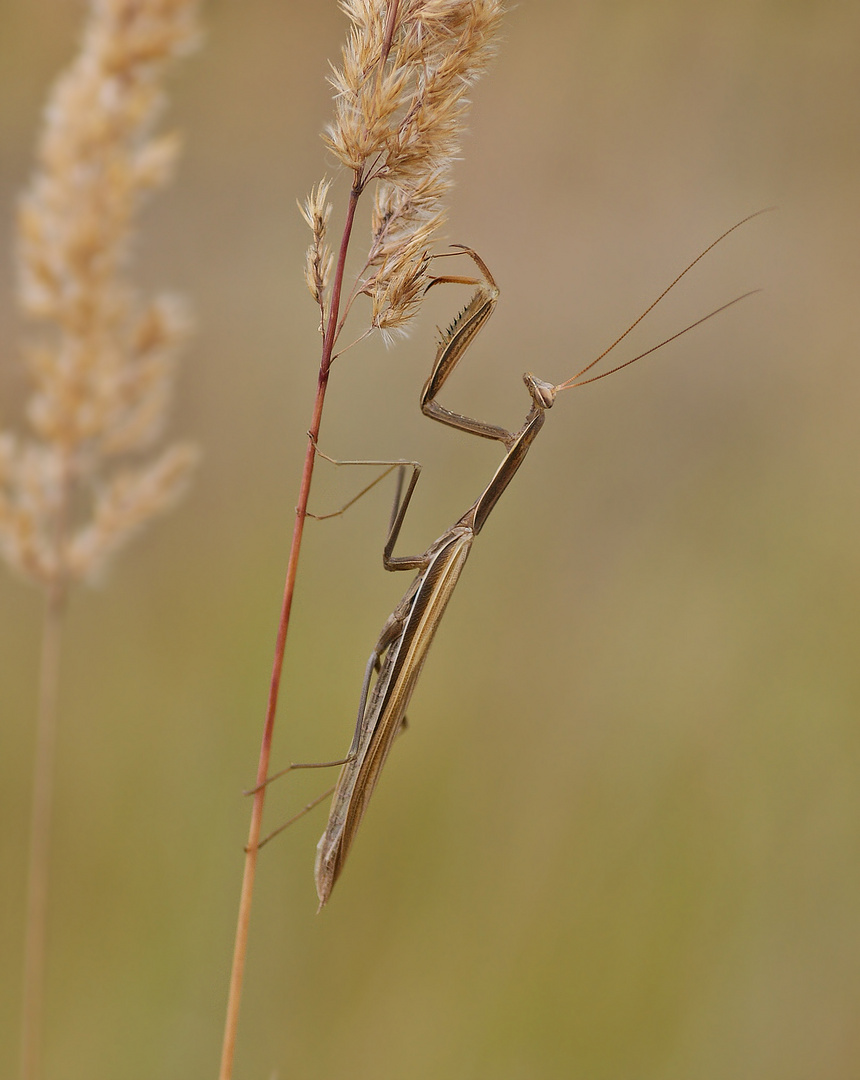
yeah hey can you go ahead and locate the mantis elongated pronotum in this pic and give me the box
[285,216,761,907]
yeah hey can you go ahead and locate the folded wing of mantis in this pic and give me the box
[313,216,765,907]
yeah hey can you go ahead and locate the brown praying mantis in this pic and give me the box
[272,215,762,907]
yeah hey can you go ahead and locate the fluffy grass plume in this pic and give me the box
[1,0,201,594]
[303,0,505,342]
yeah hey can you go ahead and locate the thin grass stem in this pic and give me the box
[19,584,66,1080]
[218,184,361,1080]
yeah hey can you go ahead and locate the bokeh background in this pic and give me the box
[2,1,859,1077]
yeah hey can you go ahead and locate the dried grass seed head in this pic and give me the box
[300,179,334,313]
[322,0,504,334]
[1,0,202,590]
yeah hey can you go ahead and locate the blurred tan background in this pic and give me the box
[2,1,859,1077]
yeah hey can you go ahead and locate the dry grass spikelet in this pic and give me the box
[299,179,334,322]
[0,0,202,592]
[303,0,505,342]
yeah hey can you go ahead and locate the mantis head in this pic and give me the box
[524,373,557,410]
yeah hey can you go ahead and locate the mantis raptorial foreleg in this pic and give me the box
[419,246,513,444]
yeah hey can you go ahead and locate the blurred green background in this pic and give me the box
[2,1,859,1077]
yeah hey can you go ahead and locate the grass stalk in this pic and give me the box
[19,585,66,1080]
[218,184,360,1080]
[3,4,201,1076]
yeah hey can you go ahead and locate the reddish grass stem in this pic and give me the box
[218,182,361,1080]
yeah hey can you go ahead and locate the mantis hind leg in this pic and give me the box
[250,616,405,847]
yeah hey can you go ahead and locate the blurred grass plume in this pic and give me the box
[1,0,201,592]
